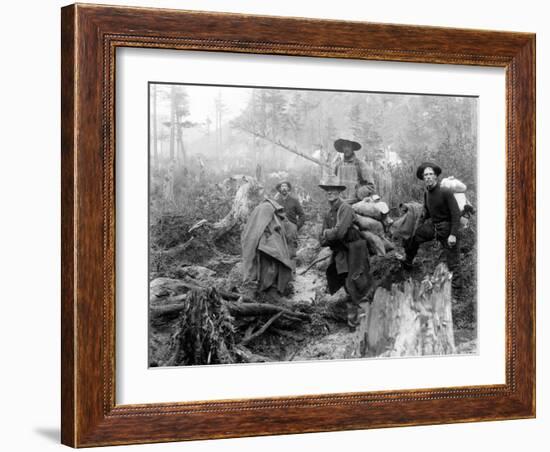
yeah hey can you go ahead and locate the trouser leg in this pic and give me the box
[433,221,462,296]
[342,290,359,330]
[441,237,461,295]
[328,264,361,331]
[283,220,298,259]
[342,284,360,330]
[346,299,360,330]
[404,220,436,263]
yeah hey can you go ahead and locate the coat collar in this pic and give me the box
[329,197,343,212]
[343,154,358,163]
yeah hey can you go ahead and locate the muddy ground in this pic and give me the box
[149,216,477,366]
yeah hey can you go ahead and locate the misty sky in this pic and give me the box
[154,83,252,124]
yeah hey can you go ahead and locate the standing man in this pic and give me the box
[241,197,293,303]
[319,176,370,331]
[333,138,375,202]
[275,181,306,258]
[402,162,462,297]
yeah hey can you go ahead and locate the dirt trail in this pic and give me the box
[288,268,325,304]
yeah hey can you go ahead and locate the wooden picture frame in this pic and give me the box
[61,3,535,447]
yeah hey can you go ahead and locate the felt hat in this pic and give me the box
[275,180,292,192]
[318,176,347,192]
[334,138,362,153]
[416,162,442,180]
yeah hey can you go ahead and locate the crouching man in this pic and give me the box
[319,177,370,331]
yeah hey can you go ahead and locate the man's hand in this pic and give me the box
[447,235,457,247]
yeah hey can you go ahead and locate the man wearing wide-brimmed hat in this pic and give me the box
[333,138,375,202]
[402,162,462,297]
[319,176,370,331]
[274,180,306,259]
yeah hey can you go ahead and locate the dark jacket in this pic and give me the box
[320,198,370,302]
[275,194,306,229]
[423,183,461,236]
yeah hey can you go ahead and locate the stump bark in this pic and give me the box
[212,176,262,239]
[357,263,456,357]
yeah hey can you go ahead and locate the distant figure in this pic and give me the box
[319,176,370,331]
[241,198,293,303]
[401,162,462,298]
[333,138,375,202]
[274,180,306,258]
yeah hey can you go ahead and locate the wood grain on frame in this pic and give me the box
[61,3,535,447]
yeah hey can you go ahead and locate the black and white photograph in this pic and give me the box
[148,83,478,367]
[2,0,544,450]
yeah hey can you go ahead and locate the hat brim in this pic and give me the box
[416,163,442,180]
[334,139,361,153]
[319,184,347,192]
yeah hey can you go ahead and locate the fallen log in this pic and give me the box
[149,297,188,328]
[234,127,329,168]
[225,301,310,320]
[151,276,253,303]
[233,345,274,363]
[150,277,205,299]
[150,282,314,366]
[150,300,188,317]
[150,298,310,322]
[150,274,312,320]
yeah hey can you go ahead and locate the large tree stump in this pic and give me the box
[212,176,263,239]
[358,263,456,357]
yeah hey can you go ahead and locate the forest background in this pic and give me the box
[149,84,477,253]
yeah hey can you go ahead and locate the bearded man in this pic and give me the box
[319,176,370,331]
[274,180,305,258]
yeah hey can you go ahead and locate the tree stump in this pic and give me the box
[358,263,456,357]
[212,176,263,239]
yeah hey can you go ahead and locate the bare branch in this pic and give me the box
[239,312,284,346]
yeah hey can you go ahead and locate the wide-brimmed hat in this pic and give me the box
[318,176,347,192]
[275,180,292,192]
[334,138,361,153]
[416,162,442,180]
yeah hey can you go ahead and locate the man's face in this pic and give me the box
[423,167,437,188]
[342,144,354,160]
[326,188,341,202]
[279,183,290,195]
